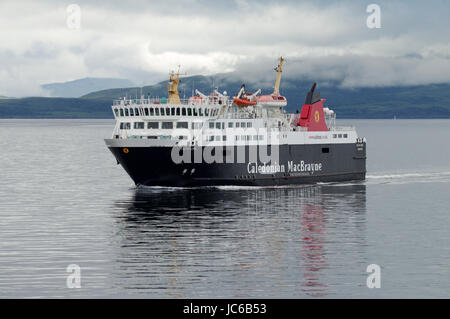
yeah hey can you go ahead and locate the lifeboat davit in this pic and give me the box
[256,94,287,107]
[233,97,256,107]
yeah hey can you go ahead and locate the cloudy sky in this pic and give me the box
[1,0,449,97]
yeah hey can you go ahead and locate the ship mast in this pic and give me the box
[273,56,285,96]
[167,66,185,104]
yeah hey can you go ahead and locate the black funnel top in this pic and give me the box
[304,82,321,104]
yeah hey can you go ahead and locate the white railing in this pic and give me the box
[113,97,229,106]
[329,125,355,131]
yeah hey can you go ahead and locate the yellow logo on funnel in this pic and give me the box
[314,111,320,122]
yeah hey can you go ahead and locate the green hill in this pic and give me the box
[0,97,111,118]
[1,74,450,118]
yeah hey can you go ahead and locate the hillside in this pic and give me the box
[1,74,450,118]
[0,97,111,118]
[82,75,450,119]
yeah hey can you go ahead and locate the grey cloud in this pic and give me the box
[0,0,449,96]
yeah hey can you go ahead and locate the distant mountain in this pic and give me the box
[1,73,449,118]
[41,77,135,98]
[82,74,450,118]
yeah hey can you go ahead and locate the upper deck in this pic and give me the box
[112,97,227,120]
[107,60,360,144]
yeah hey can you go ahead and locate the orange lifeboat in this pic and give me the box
[233,97,256,107]
[188,96,203,104]
[256,94,287,107]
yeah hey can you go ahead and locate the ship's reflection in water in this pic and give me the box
[112,184,367,298]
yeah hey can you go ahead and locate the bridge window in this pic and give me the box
[187,108,192,116]
[135,108,139,116]
[144,108,149,116]
[176,107,181,116]
[124,108,129,116]
[176,122,188,129]
[182,108,186,116]
[119,108,124,117]
[162,122,173,129]
[205,108,210,116]
[114,108,119,117]
[120,122,131,129]
[129,108,134,116]
[147,122,158,129]
[199,108,204,116]
[166,107,170,116]
[149,108,154,116]
[193,108,198,116]
[171,107,175,116]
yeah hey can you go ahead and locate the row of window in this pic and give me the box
[120,121,192,130]
[113,106,219,118]
[207,135,264,142]
[209,122,253,129]
[119,121,255,131]
[333,133,348,138]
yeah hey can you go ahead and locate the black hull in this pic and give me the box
[108,143,366,187]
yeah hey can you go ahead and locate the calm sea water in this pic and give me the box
[0,119,449,298]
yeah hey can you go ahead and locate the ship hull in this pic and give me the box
[107,142,366,187]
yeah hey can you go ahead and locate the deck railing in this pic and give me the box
[113,97,229,106]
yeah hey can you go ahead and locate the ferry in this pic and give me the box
[105,58,366,186]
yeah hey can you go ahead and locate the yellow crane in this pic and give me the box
[273,57,285,96]
[167,66,186,104]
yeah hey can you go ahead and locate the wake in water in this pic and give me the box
[134,170,450,192]
[366,170,450,185]
[136,183,315,192]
